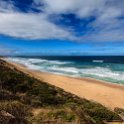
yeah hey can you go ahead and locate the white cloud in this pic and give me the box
[80,29,124,42]
[0,0,124,42]
[33,0,124,42]
[40,0,124,19]
[0,0,15,12]
[0,12,75,40]
[0,45,16,55]
[0,0,75,40]
[36,0,106,18]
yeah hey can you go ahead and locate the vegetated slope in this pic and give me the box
[0,59,123,124]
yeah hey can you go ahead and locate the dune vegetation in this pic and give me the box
[0,59,123,124]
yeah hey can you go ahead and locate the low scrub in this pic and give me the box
[0,101,29,124]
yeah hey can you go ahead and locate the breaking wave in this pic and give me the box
[6,57,124,84]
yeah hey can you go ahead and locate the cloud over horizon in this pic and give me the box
[0,0,124,42]
[0,45,17,55]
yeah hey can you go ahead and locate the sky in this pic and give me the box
[0,0,124,56]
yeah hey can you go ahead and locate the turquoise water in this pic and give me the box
[6,57,124,85]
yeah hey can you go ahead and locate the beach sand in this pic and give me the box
[4,59,124,110]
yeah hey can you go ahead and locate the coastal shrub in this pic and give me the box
[51,110,75,122]
[0,90,18,101]
[0,101,29,117]
[0,101,29,124]
[85,107,122,122]
[114,107,124,116]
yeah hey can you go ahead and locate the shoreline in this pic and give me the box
[3,59,124,110]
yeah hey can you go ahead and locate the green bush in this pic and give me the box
[0,101,29,124]
[85,107,122,122]
[53,110,75,122]
[0,90,18,101]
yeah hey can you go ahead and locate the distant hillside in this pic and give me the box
[0,59,123,124]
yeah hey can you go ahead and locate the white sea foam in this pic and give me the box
[81,67,124,81]
[28,58,70,65]
[49,66,79,73]
[92,60,104,63]
[48,66,124,81]
[6,57,124,83]
[28,58,47,63]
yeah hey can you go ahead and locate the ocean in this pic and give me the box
[6,56,124,85]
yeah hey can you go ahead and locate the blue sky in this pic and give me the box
[0,0,124,55]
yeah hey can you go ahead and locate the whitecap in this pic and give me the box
[5,57,124,83]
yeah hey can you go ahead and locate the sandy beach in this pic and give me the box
[4,59,124,110]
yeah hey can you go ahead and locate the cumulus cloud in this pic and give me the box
[0,12,74,40]
[37,0,123,19]
[0,0,74,40]
[36,0,124,42]
[41,0,106,18]
[0,0,124,42]
[0,0,15,12]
